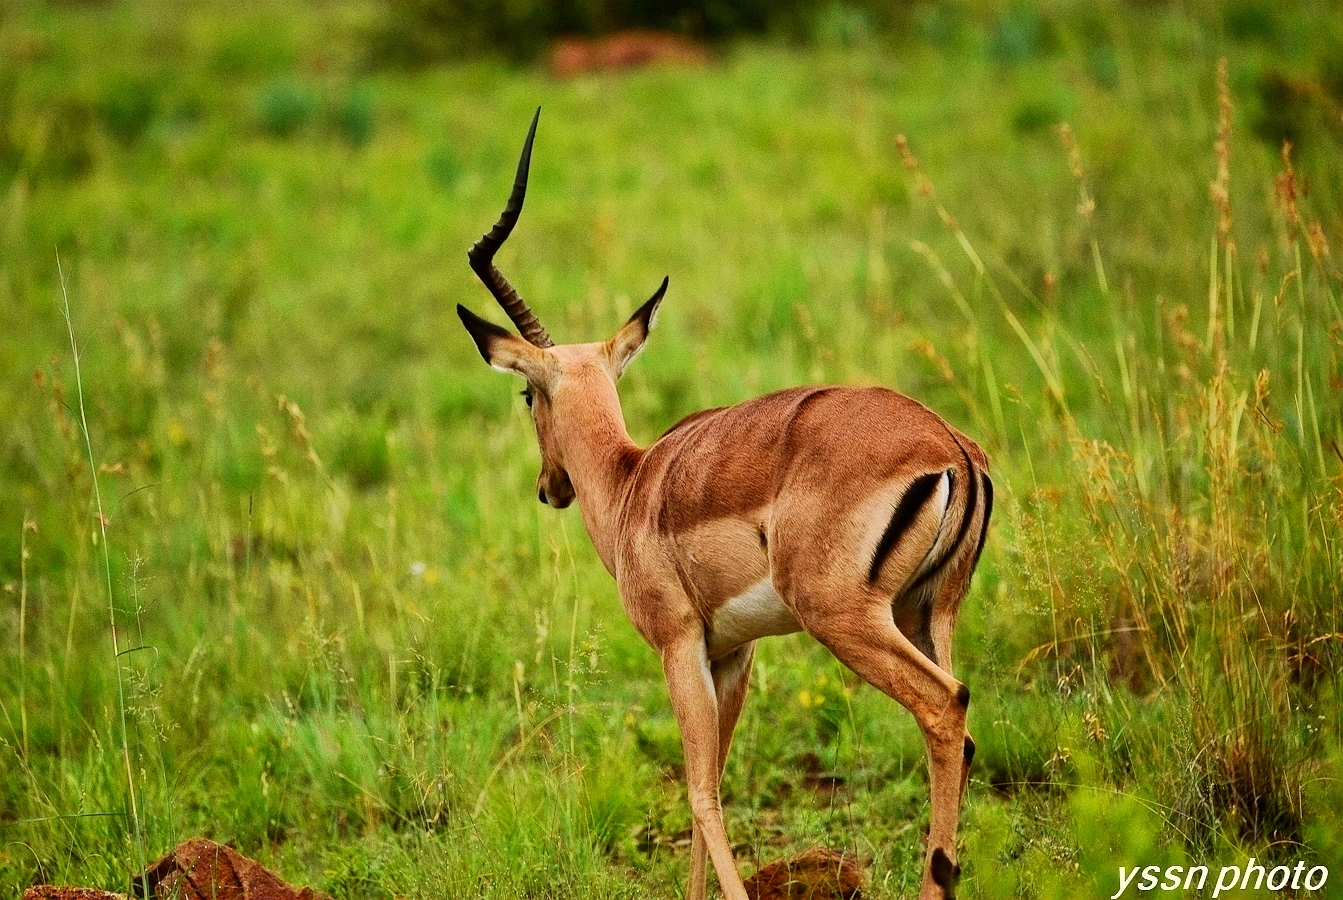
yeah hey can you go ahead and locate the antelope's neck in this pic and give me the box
[556,376,642,574]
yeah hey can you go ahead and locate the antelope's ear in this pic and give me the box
[457,304,550,383]
[606,276,668,379]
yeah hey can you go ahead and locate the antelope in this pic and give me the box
[456,110,992,900]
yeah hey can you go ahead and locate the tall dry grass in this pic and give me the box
[894,60,1341,864]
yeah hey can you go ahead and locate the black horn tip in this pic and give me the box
[514,107,541,186]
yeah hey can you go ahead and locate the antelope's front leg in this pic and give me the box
[688,642,756,900]
[662,636,749,900]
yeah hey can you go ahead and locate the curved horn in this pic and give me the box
[467,108,554,348]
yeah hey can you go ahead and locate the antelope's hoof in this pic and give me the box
[930,847,960,899]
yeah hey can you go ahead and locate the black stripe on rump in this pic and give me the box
[905,439,978,597]
[969,473,994,572]
[868,470,947,584]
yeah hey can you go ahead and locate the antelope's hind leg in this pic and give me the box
[788,583,970,900]
[927,474,992,810]
[927,570,976,810]
[893,572,978,812]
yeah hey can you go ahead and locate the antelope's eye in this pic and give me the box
[521,389,533,408]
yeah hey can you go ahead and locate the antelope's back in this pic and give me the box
[620,389,988,599]
[641,385,976,500]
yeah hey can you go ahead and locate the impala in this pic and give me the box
[456,111,992,900]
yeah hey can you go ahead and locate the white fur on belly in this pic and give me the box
[706,578,801,661]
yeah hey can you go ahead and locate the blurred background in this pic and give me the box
[1,0,1341,897]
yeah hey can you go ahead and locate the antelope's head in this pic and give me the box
[457,110,667,509]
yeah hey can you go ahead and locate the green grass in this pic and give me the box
[1,0,1341,897]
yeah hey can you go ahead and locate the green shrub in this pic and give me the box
[256,78,317,138]
[1,89,97,182]
[95,72,157,145]
[332,413,393,490]
[332,83,376,147]
[425,143,461,190]
[987,5,1055,64]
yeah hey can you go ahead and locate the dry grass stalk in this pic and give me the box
[1274,141,1301,242]
[1058,123,1095,222]
[1211,58,1233,248]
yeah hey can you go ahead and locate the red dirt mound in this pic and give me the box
[135,839,332,900]
[551,30,708,78]
[744,847,865,900]
[24,839,331,900]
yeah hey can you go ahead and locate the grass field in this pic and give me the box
[2,1,1341,897]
